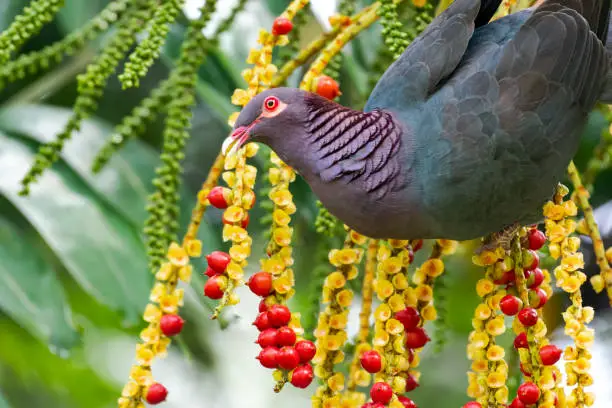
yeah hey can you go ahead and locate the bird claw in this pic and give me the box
[474,223,521,255]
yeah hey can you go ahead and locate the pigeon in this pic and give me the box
[222,0,612,241]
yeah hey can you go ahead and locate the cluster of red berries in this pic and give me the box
[360,381,417,408]
[397,306,430,351]
[203,250,231,299]
[502,228,560,406]
[462,380,545,408]
[253,302,315,388]
[357,310,424,407]
[496,230,549,315]
[142,314,186,404]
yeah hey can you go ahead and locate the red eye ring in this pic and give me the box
[264,96,279,112]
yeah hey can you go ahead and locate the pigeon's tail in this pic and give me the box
[474,0,504,27]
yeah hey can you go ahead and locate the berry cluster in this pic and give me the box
[253,301,315,389]
[364,240,428,408]
[358,349,418,408]
[494,229,549,313]
[203,250,231,300]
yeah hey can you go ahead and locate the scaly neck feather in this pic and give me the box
[304,96,407,199]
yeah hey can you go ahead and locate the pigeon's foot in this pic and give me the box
[475,222,521,255]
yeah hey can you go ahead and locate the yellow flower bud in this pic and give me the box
[486,372,506,388]
[327,373,345,392]
[326,271,346,289]
[470,332,490,349]
[474,304,492,320]
[416,284,433,302]
[392,273,409,290]
[381,257,403,274]
[476,279,496,297]
[375,279,395,299]
[590,274,605,293]
[486,345,505,361]
[422,258,444,277]
[167,243,189,266]
[471,359,488,372]
[543,202,566,221]
[385,318,404,335]
[387,294,406,312]
[485,316,506,336]
[336,289,353,307]
[421,304,437,321]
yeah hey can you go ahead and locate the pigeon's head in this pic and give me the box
[222,87,314,159]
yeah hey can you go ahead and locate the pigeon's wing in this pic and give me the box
[421,0,610,231]
[365,0,502,112]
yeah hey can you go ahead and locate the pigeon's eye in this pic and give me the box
[264,96,280,112]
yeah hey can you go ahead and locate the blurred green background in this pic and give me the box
[1,1,612,407]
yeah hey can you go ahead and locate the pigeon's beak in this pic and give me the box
[222,121,258,157]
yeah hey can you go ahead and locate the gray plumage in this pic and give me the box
[226,0,612,241]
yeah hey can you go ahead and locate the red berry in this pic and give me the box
[290,364,314,388]
[295,340,317,362]
[258,299,269,312]
[159,314,184,337]
[493,270,516,285]
[463,403,481,408]
[146,383,168,404]
[204,275,225,299]
[206,251,231,273]
[408,247,415,264]
[370,382,393,404]
[526,268,545,289]
[207,186,231,209]
[500,295,522,316]
[514,333,528,349]
[359,350,382,373]
[518,307,539,326]
[405,327,430,349]
[257,328,278,348]
[257,346,279,369]
[316,75,341,100]
[528,228,547,250]
[509,398,526,408]
[523,249,540,271]
[204,266,219,277]
[405,374,419,392]
[276,326,297,346]
[277,346,301,370]
[248,272,273,297]
[267,304,291,327]
[412,239,424,252]
[398,396,417,408]
[272,17,293,35]
[517,382,540,404]
[362,404,385,408]
[395,307,420,330]
[539,345,562,366]
[253,312,271,331]
[528,287,548,308]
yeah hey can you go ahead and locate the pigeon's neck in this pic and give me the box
[302,98,408,199]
